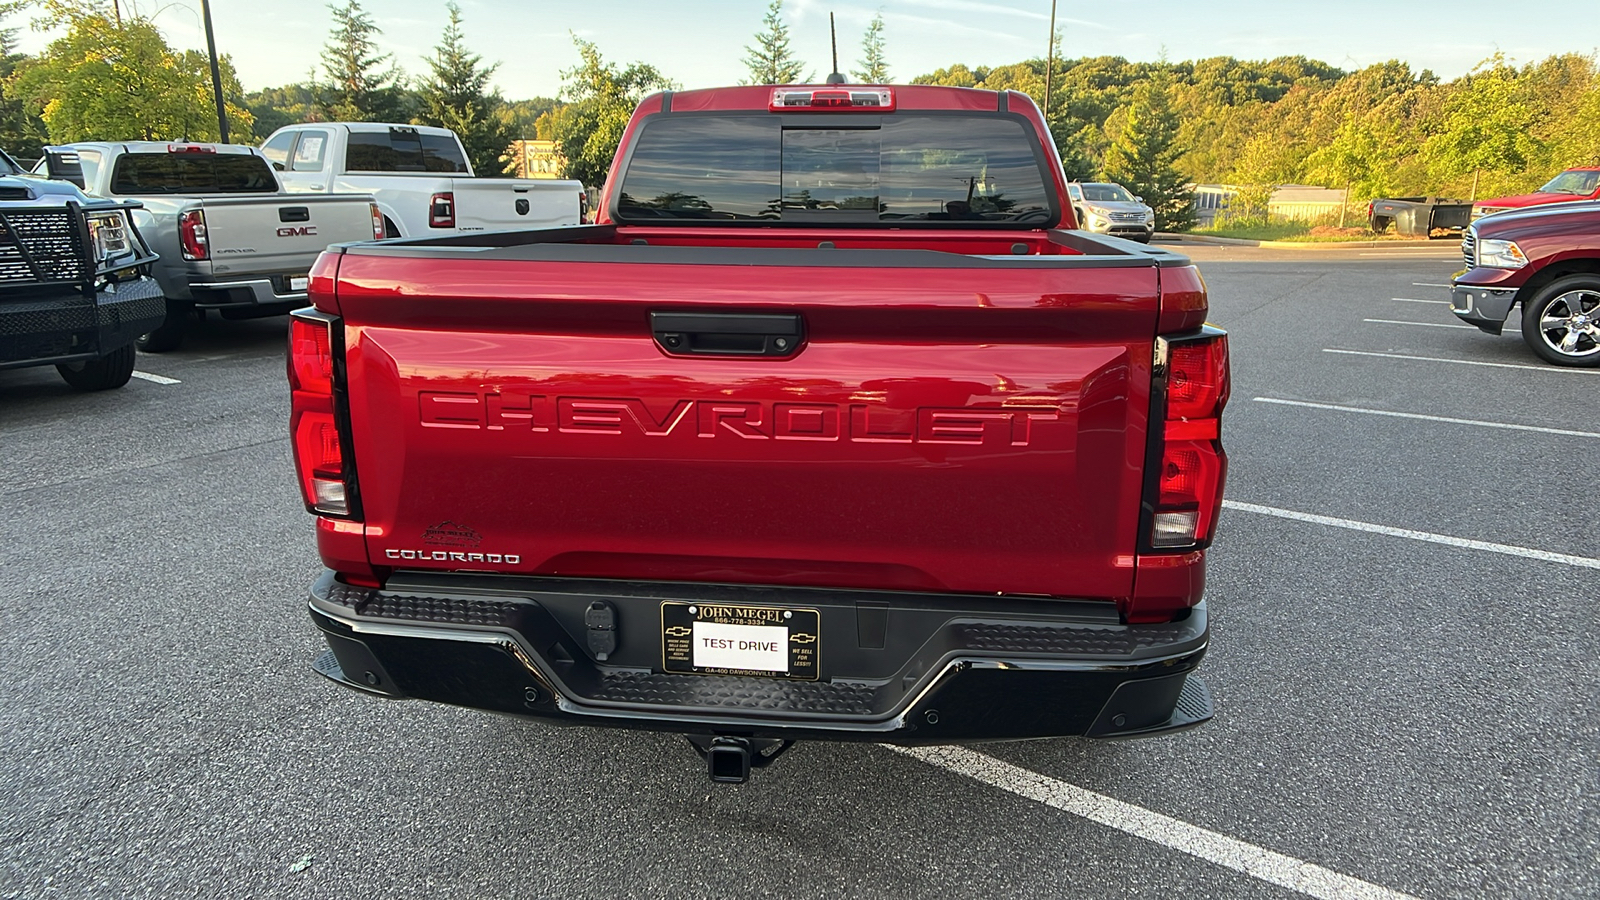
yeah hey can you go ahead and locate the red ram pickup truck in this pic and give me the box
[1452,200,1600,366]
[291,84,1230,782]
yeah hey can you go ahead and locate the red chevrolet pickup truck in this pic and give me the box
[290,84,1229,782]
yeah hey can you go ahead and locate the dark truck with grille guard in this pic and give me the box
[292,84,1231,782]
[0,172,162,390]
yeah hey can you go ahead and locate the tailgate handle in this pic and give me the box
[279,206,310,223]
[651,312,803,357]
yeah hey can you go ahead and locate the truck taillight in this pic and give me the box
[289,310,357,518]
[1144,329,1229,550]
[178,209,208,260]
[429,192,455,228]
[371,202,385,240]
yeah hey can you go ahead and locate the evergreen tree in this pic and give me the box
[1102,71,1194,231]
[852,13,888,83]
[316,0,403,121]
[415,2,515,174]
[742,0,809,85]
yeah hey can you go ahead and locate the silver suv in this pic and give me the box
[1067,182,1154,243]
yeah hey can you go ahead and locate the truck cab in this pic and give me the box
[260,123,584,238]
[1472,168,1600,221]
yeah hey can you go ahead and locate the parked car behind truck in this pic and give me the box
[1066,181,1154,242]
[260,123,583,237]
[293,83,1229,783]
[36,142,383,351]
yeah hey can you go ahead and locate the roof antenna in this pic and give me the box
[826,12,846,84]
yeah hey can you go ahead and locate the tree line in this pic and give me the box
[2,0,1597,232]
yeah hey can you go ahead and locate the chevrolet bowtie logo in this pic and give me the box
[790,633,817,644]
[664,626,691,637]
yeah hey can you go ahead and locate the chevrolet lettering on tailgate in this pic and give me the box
[418,393,1060,445]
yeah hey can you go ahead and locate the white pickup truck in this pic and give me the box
[36,141,382,351]
[260,123,584,237]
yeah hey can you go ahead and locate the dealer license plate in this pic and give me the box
[661,601,819,681]
[289,275,309,292]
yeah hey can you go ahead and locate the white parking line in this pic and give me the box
[1390,297,1449,305]
[1363,317,1475,330]
[130,371,180,385]
[1412,282,1452,288]
[1251,397,1600,438]
[890,745,1419,900]
[1323,348,1600,374]
[1223,500,1600,570]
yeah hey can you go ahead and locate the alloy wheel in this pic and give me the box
[1536,290,1600,358]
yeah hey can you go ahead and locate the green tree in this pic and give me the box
[742,0,809,85]
[537,37,672,187]
[503,96,558,137]
[0,27,48,157]
[4,7,252,143]
[316,0,404,121]
[852,12,888,83]
[1303,119,1399,202]
[1423,56,1543,198]
[245,81,317,139]
[910,63,986,88]
[414,2,515,174]
[1102,70,1194,231]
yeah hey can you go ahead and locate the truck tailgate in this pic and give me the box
[449,178,581,232]
[334,247,1158,600]
[201,194,373,275]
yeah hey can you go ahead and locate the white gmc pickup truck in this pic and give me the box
[260,123,584,237]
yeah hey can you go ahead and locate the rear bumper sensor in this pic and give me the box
[306,570,1212,743]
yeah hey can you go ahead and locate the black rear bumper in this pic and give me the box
[307,570,1212,744]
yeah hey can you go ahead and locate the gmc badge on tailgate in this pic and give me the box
[277,226,317,237]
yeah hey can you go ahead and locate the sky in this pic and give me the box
[12,0,1600,98]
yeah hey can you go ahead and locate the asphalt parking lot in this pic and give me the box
[2,242,1595,899]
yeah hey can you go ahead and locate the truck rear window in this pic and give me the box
[346,130,470,173]
[109,153,277,194]
[616,115,1055,226]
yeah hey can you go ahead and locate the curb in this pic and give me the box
[1152,233,1258,246]
[1256,239,1445,250]
[1154,232,1455,251]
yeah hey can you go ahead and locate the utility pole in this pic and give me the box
[200,0,230,143]
[1043,0,1057,117]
